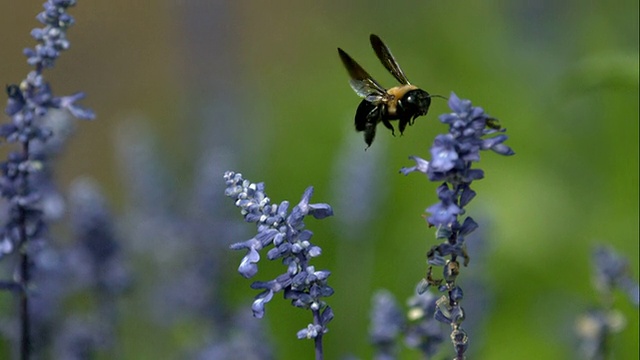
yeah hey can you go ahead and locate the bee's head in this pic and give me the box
[400,89,432,117]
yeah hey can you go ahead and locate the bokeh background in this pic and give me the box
[0,1,638,359]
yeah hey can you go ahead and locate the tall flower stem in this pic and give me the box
[19,220,30,360]
[313,309,324,359]
[224,171,334,360]
[15,138,31,359]
[401,93,514,358]
[1,2,94,358]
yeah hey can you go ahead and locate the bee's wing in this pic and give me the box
[338,48,389,102]
[370,34,411,85]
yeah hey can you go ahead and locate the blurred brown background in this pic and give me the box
[0,1,638,359]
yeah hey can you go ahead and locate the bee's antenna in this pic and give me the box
[429,94,448,100]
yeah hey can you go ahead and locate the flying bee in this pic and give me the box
[338,34,441,148]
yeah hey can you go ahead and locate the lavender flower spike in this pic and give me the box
[224,171,334,360]
[401,93,514,359]
[577,245,639,360]
[1,2,93,359]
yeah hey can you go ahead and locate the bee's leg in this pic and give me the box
[364,122,376,149]
[381,118,396,136]
[356,100,377,132]
[367,105,394,135]
[399,117,409,135]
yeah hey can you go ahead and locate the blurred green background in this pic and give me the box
[0,1,638,359]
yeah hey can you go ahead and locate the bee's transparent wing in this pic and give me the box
[370,34,411,85]
[338,47,389,102]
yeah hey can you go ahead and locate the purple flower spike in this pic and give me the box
[224,171,334,356]
[401,93,514,358]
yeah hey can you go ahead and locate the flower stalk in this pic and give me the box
[224,171,334,360]
[401,93,514,358]
[1,1,94,358]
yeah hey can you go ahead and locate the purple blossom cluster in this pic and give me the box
[592,245,639,306]
[1,0,94,258]
[224,171,334,359]
[25,179,127,359]
[369,290,446,359]
[0,1,93,358]
[576,245,639,360]
[400,93,514,358]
